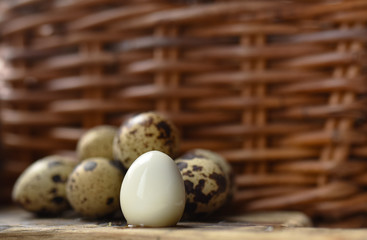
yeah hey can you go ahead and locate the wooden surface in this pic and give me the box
[1,207,367,240]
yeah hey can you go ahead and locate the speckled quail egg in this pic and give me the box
[76,125,117,161]
[185,149,232,179]
[181,149,235,200]
[66,157,125,218]
[113,112,180,169]
[12,155,77,215]
[175,154,229,219]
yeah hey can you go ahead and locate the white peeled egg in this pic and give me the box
[120,150,185,227]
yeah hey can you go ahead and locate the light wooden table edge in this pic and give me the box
[1,207,367,240]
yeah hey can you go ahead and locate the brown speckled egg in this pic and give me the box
[77,125,117,161]
[113,112,180,168]
[175,155,229,219]
[182,149,232,180]
[66,158,124,218]
[181,149,235,200]
[12,155,77,215]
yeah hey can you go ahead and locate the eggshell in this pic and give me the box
[113,112,180,168]
[12,155,77,215]
[184,149,232,179]
[120,151,185,227]
[175,156,229,219]
[77,125,117,161]
[180,149,235,200]
[66,158,125,218]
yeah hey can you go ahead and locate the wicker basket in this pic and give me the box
[1,0,367,227]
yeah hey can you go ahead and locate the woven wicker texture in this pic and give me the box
[1,0,367,227]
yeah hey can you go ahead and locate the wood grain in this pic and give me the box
[1,207,367,240]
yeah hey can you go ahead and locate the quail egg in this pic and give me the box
[76,125,117,161]
[184,149,232,179]
[181,149,235,200]
[120,150,185,227]
[113,112,180,168]
[66,158,125,218]
[175,154,229,219]
[12,155,77,215]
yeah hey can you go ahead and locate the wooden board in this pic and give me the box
[0,207,367,240]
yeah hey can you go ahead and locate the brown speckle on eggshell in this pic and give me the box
[180,149,235,201]
[12,155,77,215]
[176,156,229,219]
[183,149,232,177]
[113,112,180,168]
[66,158,124,218]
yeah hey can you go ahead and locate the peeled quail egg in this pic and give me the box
[76,125,117,161]
[113,112,180,168]
[12,155,77,215]
[66,158,125,218]
[120,151,185,227]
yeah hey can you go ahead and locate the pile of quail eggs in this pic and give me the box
[12,112,234,227]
